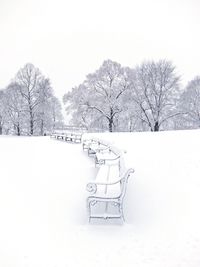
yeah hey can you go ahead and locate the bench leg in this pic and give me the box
[87,199,92,223]
[118,202,125,222]
[88,149,91,156]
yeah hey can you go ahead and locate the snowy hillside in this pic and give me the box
[0,130,200,267]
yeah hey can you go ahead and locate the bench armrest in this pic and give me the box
[102,155,120,162]
[86,168,134,194]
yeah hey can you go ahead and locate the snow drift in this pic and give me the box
[0,130,200,267]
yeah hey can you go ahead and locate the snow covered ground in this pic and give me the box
[0,130,200,267]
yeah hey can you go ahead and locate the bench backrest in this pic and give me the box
[83,138,111,147]
[119,156,126,175]
[110,146,122,156]
[83,138,98,145]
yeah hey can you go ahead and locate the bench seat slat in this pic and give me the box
[96,151,116,160]
[96,165,120,183]
[94,183,121,198]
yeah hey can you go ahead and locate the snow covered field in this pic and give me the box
[0,130,200,267]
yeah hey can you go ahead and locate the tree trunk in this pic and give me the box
[40,119,44,136]
[109,119,113,132]
[154,121,159,131]
[29,107,34,135]
[28,95,34,135]
[108,108,114,132]
[30,118,34,135]
[17,123,20,136]
[0,116,2,135]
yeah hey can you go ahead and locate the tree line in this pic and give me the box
[0,63,63,135]
[63,59,200,132]
[1,59,200,135]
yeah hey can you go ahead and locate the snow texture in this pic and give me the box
[0,130,200,266]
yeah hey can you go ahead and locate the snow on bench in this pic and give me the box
[82,138,111,156]
[83,137,134,222]
[50,132,82,143]
[86,154,134,222]
[50,133,57,138]
[94,146,124,167]
[88,142,110,156]
[82,138,99,151]
[65,133,82,143]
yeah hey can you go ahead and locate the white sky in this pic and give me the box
[0,0,200,100]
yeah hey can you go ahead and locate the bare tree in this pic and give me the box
[0,90,5,135]
[35,78,55,135]
[63,84,98,130]
[178,77,200,129]
[14,63,63,135]
[15,63,44,135]
[128,60,180,131]
[4,83,26,135]
[49,96,64,132]
[64,60,131,132]
[0,90,12,134]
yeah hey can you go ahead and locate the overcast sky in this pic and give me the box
[0,0,200,100]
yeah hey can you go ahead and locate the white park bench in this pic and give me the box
[50,133,57,138]
[82,138,99,151]
[50,132,82,143]
[94,146,124,167]
[50,132,66,140]
[87,142,110,157]
[71,133,82,143]
[56,133,66,140]
[82,138,111,156]
[86,156,134,222]
[65,133,82,143]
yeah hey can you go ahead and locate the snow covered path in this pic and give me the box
[0,131,200,267]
